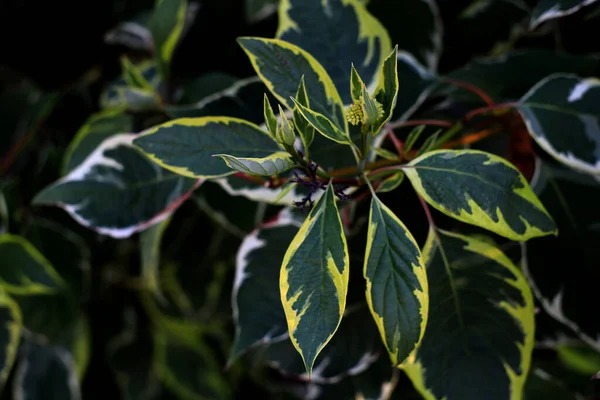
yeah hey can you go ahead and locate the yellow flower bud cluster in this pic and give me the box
[346,97,384,126]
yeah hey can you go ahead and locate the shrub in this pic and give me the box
[2,0,600,399]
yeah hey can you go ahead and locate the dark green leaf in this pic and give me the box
[154,330,232,400]
[404,150,557,240]
[367,0,442,71]
[0,288,21,388]
[193,181,261,238]
[237,37,347,130]
[279,184,349,375]
[0,234,63,294]
[149,0,188,80]
[167,77,276,121]
[277,0,391,104]
[230,209,303,362]
[23,219,90,299]
[518,74,600,175]
[134,117,281,179]
[34,134,199,238]
[442,50,598,103]
[523,159,600,352]
[291,99,352,145]
[216,152,295,176]
[372,46,399,135]
[390,52,437,123]
[293,76,315,151]
[14,340,80,400]
[403,230,535,400]
[62,109,134,174]
[376,172,404,193]
[140,218,170,295]
[364,195,428,365]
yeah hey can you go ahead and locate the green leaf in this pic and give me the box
[442,50,597,103]
[291,99,352,145]
[293,76,315,151]
[34,134,200,239]
[140,218,170,295]
[61,109,134,174]
[524,367,579,400]
[120,56,155,91]
[215,151,295,176]
[391,52,437,122]
[372,46,399,135]
[518,74,600,176]
[237,37,347,132]
[0,288,21,388]
[0,234,63,295]
[277,0,391,104]
[373,147,398,161]
[245,0,277,23]
[230,209,303,362]
[402,230,535,400]
[266,306,381,383]
[24,219,90,299]
[522,160,600,352]
[13,340,81,400]
[280,184,349,375]
[177,72,239,104]
[415,130,441,157]
[361,86,381,127]
[213,173,308,206]
[166,77,275,120]
[154,330,232,400]
[133,117,281,179]
[193,182,262,238]
[367,0,442,71]
[350,64,364,102]
[364,195,428,365]
[404,150,557,241]
[530,0,598,28]
[404,125,426,154]
[556,343,600,375]
[100,86,161,112]
[263,93,279,139]
[149,0,188,80]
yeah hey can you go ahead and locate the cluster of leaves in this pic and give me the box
[2,0,600,399]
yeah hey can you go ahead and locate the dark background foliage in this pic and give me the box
[2,0,600,398]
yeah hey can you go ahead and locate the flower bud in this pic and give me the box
[276,105,296,146]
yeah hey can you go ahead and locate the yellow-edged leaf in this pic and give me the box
[280,184,349,375]
[404,149,557,241]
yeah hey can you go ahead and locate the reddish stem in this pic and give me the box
[417,195,437,230]
[442,78,495,106]
[389,119,453,130]
[384,124,404,155]
[464,102,518,122]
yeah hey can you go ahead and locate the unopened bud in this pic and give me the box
[276,105,296,146]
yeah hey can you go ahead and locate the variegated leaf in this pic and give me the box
[35,134,200,239]
[364,195,428,365]
[402,230,535,400]
[518,74,600,176]
[404,150,557,241]
[277,0,391,104]
[280,184,349,375]
[134,117,281,179]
